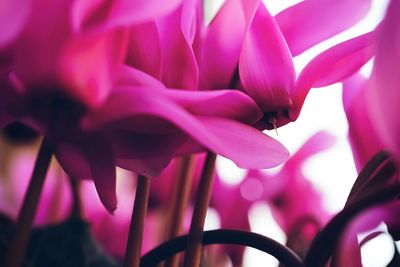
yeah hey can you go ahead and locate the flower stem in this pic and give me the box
[164,155,196,267]
[124,174,151,267]
[4,137,53,267]
[140,229,304,267]
[183,152,216,267]
[69,176,83,219]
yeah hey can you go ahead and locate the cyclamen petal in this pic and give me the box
[367,0,400,164]
[83,87,288,169]
[60,29,129,108]
[199,0,246,89]
[0,0,31,49]
[86,135,117,213]
[72,0,183,33]
[55,143,92,181]
[291,31,375,121]
[343,75,383,172]
[126,22,162,79]
[157,2,199,89]
[276,0,372,56]
[239,0,295,112]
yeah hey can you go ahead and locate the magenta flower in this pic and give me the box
[366,0,400,165]
[200,0,375,129]
[0,0,200,212]
[83,66,289,177]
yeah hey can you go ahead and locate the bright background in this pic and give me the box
[203,0,392,266]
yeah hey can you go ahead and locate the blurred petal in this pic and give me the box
[0,0,31,49]
[86,135,117,213]
[126,21,162,79]
[200,0,246,89]
[60,29,128,108]
[291,31,375,120]
[117,65,166,88]
[84,87,288,169]
[276,0,372,56]
[343,74,383,171]
[72,0,183,32]
[239,0,295,112]
[165,89,262,123]
[55,143,92,180]
[286,131,336,171]
[157,3,199,89]
[367,0,400,163]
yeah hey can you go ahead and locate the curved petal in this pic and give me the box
[367,0,400,163]
[164,89,262,123]
[343,75,383,172]
[197,117,289,168]
[200,0,246,89]
[84,87,289,169]
[60,29,129,108]
[126,21,162,79]
[291,31,375,121]
[286,131,336,171]
[117,65,166,88]
[0,0,31,49]
[156,4,199,89]
[85,135,117,213]
[54,142,92,180]
[72,0,183,33]
[276,0,372,56]
[239,0,294,112]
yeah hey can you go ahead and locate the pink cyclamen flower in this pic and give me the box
[0,0,196,212]
[366,0,400,165]
[200,0,375,129]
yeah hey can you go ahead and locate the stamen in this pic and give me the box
[270,117,279,136]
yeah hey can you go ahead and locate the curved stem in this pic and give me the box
[346,151,390,205]
[183,152,216,267]
[164,155,196,267]
[140,229,304,267]
[124,175,151,267]
[304,183,400,267]
[4,137,53,267]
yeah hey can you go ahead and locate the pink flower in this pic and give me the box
[366,0,400,165]
[200,0,375,129]
[83,66,289,178]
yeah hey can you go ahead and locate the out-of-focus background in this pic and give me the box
[204,0,391,266]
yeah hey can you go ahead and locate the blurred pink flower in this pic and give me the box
[208,131,335,263]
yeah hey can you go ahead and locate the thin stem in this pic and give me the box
[164,155,196,267]
[183,152,216,267]
[124,174,151,267]
[4,137,53,267]
[69,176,83,219]
[140,229,304,267]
